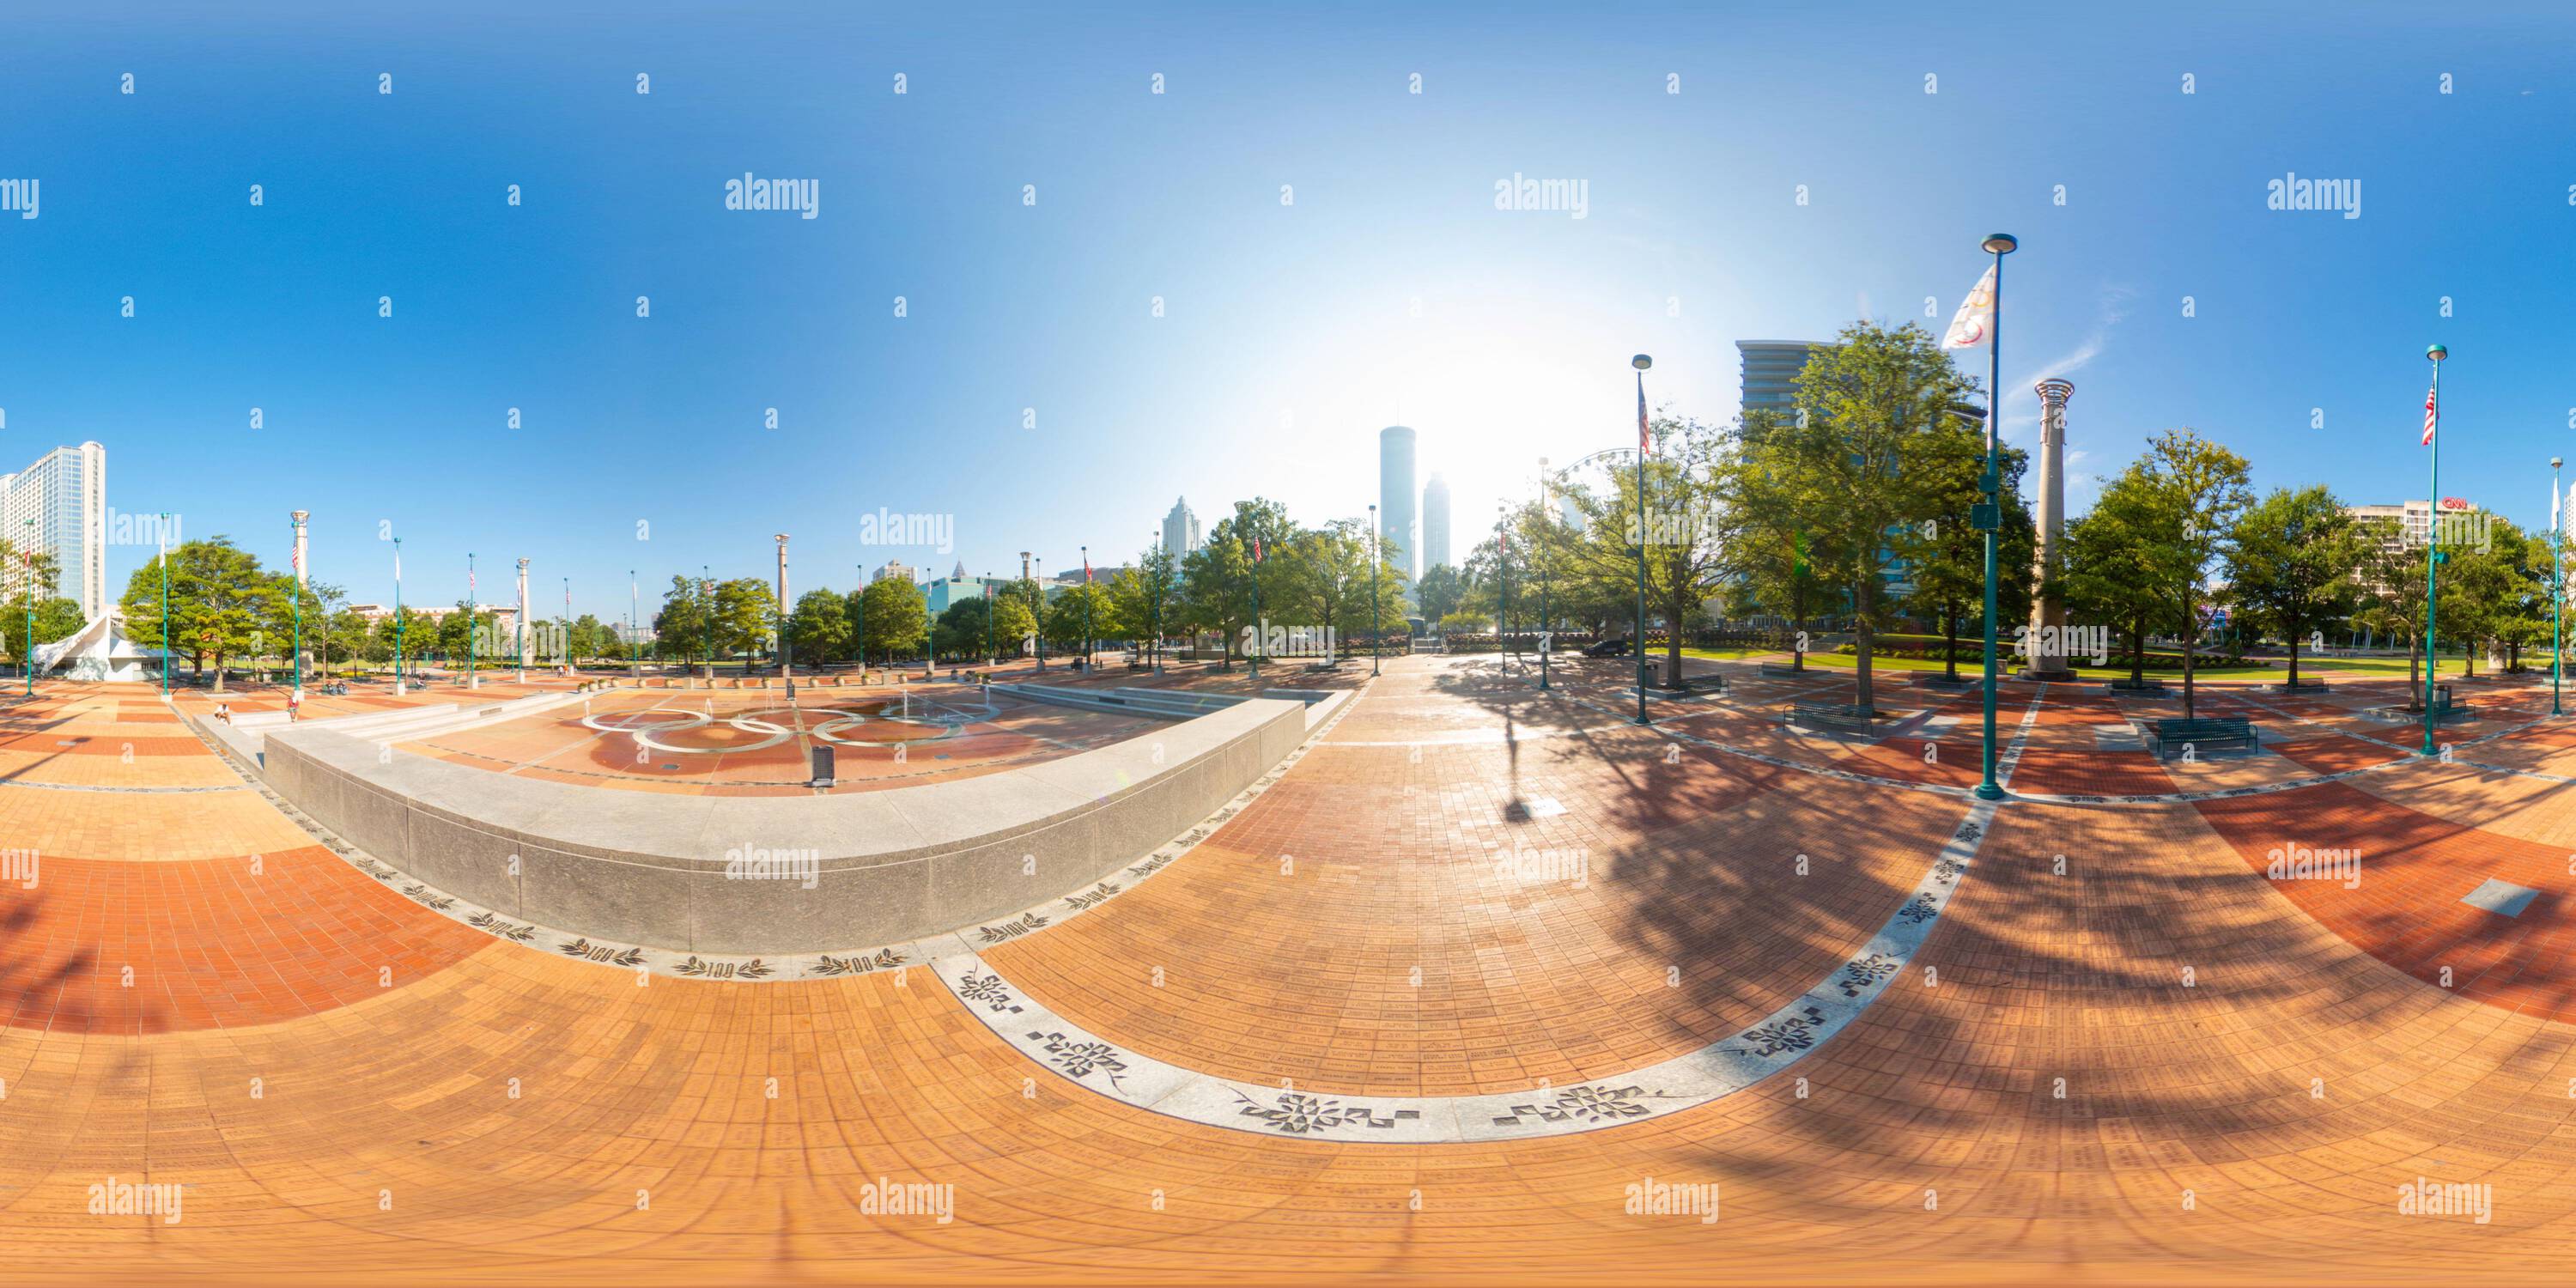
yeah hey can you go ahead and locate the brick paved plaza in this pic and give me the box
[10,653,2576,1284]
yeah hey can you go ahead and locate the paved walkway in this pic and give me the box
[8,659,2576,1283]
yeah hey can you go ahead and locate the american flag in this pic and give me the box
[1082,553,1091,584]
[1251,538,1264,563]
[2421,382,2438,446]
[1637,376,1650,457]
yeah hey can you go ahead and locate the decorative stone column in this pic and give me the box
[2022,379,2078,680]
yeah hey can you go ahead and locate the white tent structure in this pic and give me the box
[31,609,170,683]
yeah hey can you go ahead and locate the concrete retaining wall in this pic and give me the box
[258,696,1309,954]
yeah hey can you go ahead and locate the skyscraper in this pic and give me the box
[1379,426,1417,583]
[1736,340,1824,424]
[1419,472,1451,572]
[1161,497,1201,559]
[0,441,106,619]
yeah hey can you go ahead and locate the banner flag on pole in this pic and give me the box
[1942,265,1997,349]
[2421,382,2438,446]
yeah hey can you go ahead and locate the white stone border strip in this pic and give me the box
[933,796,2004,1144]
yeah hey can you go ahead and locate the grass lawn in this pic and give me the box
[1760,647,2514,681]
[1679,646,1768,661]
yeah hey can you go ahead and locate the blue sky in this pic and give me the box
[7,0,2576,619]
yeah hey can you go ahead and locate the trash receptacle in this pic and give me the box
[811,744,835,789]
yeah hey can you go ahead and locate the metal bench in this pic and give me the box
[2149,715,2257,759]
[1758,661,1809,679]
[1784,698,1874,735]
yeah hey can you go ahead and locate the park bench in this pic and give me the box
[2107,677,2167,693]
[1783,698,1875,736]
[2149,715,2257,759]
[1758,661,1809,679]
[2281,677,2327,691]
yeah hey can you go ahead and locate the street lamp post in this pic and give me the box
[701,564,714,686]
[1369,505,1382,677]
[1973,234,2017,801]
[466,552,478,690]
[290,511,308,712]
[985,570,996,670]
[1498,504,1511,671]
[1631,354,1653,726]
[2421,344,2447,756]
[21,518,34,695]
[159,514,173,699]
[1538,457,1552,693]
[1081,544,1093,673]
[629,570,639,678]
[776,534,794,701]
[1030,552,1046,674]
[561,575,569,675]
[1249,535,1264,690]
[2535,456,2555,721]
[392,537,406,695]
[1150,534,1165,676]
[514,556,529,683]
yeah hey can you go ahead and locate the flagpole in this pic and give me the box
[1975,234,2016,801]
[2422,344,2445,755]
[1632,355,1653,726]
[2553,455,2563,717]
[159,519,171,699]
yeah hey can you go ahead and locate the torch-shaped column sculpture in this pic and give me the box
[2022,379,2077,679]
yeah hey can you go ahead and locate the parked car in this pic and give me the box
[1583,637,1632,659]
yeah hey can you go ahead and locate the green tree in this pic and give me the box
[933,596,995,660]
[1903,416,2036,681]
[857,576,928,665]
[2224,486,2364,688]
[115,537,280,690]
[787,588,851,664]
[1753,319,1972,709]
[2137,429,2253,717]
[988,585,1039,659]
[2063,463,2181,687]
[708,577,772,659]
[653,576,712,669]
[1416,563,1467,628]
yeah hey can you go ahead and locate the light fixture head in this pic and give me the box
[1631,354,1652,371]
[2427,343,2448,361]
[1982,233,2018,254]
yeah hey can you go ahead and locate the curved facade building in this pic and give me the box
[1379,426,1417,584]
